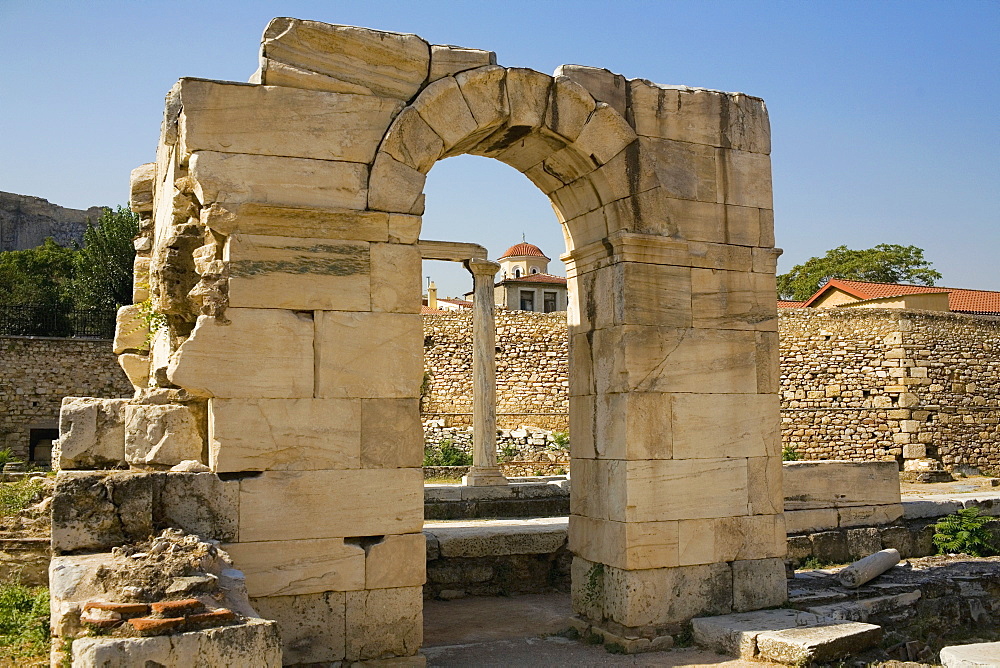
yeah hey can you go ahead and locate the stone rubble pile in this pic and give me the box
[422,420,569,463]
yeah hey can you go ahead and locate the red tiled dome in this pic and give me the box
[499,242,548,259]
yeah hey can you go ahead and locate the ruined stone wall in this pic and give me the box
[422,310,568,431]
[779,309,1000,471]
[0,336,132,459]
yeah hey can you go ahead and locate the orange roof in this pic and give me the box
[777,300,806,308]
[421,305,446,314]
[498,273,568,286]
[499,242,548,259]
[804,279,1000,315]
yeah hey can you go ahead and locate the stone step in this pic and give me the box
[692,609,882,664]
[940,642,1000,668]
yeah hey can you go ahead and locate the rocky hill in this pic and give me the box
[0,191,106,251]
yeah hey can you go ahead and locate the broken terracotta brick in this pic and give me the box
[84,601,150,615]
[187,608,236,625]
[80,612,122,629]
[150,598,203,615]
[129,616,185,635]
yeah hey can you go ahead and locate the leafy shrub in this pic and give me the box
[934,507,996,557]
[498,445,518,463]
[781,445,800,461]
[423,439,472,467]
[0,583,49,661]
[0,450,20,468]
[549,431,570,450]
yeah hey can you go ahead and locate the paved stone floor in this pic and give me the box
[422,592,785,667]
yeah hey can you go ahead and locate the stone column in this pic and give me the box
[462,258,508,487]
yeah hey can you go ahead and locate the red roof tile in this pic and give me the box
[804,279,1000,315]
[777,300,806,308]
[499,242,548,259]
[498,273,568,286]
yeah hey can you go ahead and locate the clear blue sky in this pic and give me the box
[2,0,997,298]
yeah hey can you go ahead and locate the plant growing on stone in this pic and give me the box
[423,439,471,467]
[581,563,604,608]
[0,449,20,468]
[0,477,43,518]
[0,582,49,662]
[498,445,518,463]
[136,298,168,347]
[549,431,569,450]
[933,507,996,557]
[782,445,801,461]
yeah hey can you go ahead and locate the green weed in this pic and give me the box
[934,507,996,557]
[0,582,49,662]
[0,478,43,518]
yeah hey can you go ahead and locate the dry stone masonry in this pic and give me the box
[780,309,1000,472]
[53,17,782,662]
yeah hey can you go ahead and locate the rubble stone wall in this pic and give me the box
[0,336,131,459]
[422,311,568,431]
[779,309,1000,471]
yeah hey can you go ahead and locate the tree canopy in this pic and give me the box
[0,206,138,311]
[777,244,942,302]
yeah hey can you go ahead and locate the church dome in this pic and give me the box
[499,242,549,260]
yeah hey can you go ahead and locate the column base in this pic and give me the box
[568,616,676,654]
[462,467,508,486]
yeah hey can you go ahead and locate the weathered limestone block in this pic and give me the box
[783,461,901,510]
[838,504,904,528]
[367,151,426,214]
[71,618,282,667]
[380,107,445,174]
[50,554,109,637]
[51,472,153,552]
[112,305,148,355]
[154,472,238,542]
[504,68,552,129]
[315,311,422,398]
[572,555,733,629]
[238,469,423,542]
[670,393,780,459]
[251,591,345,664]
[167,308,314,398]
[748,456,784,515]
[677,514,785,566]
[208,398,361,472]
[629,80,771,154]
[568,515,678,570]
[573,103,637,165]
[429,44,495,81]
[571,457,750,523]
[413,76,479,153]
[124,404,204,468]
[56,397,129,470]
[455,66,509,135]
[388,214,421,245]
[720,148,773,209]
[132,256,151,302]
[188,150,368,210]
[225,234,371,311]
[592,391,673,460]
[129,162,156,213]
[588,326,759,395]
[345,586,422,661]
[642,136,719,203]
[732,558,787,611]
[545,75,596,143]
[176,78,403,164]
[554,65,628,117]
[201,202,390,241]
[360,398,423,468]
[370,242,422,313]
[225,538,365,597]
[365,534,426,589]
[260,18,430,100]
[691,268,778,331]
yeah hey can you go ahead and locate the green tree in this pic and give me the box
[777,244,942,301]
[0,238,76,306]
[70,206,139,310]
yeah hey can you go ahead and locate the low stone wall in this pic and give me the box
[423,518,570,600]
[424,481,570,520]
[0,537,49,586]
[783,460,902,534]
[0,336,132,462]
[422,311,568,431]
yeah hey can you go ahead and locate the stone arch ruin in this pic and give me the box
[59,17,784,664]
